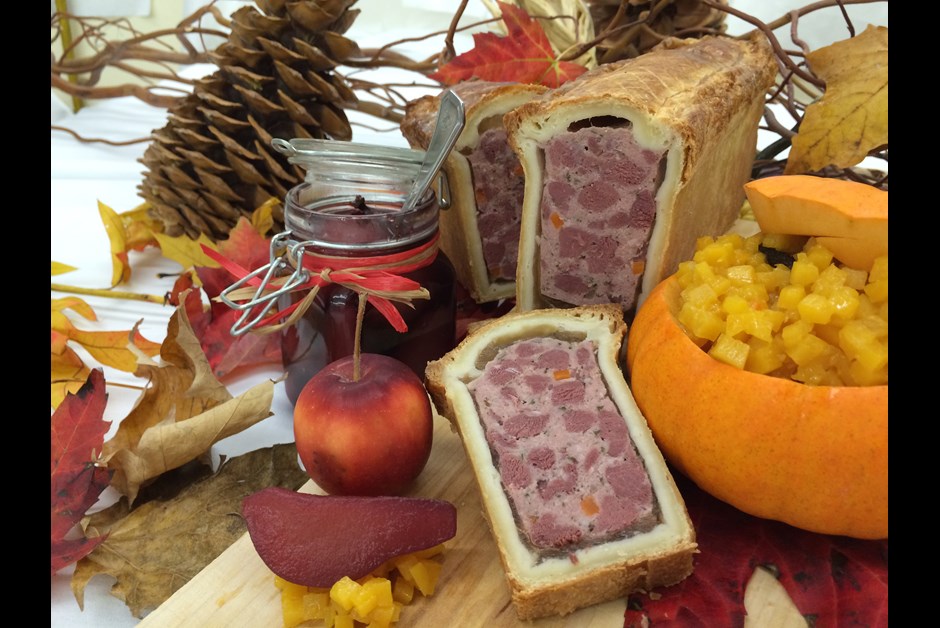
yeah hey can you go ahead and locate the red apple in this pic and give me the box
[293,353,434,496]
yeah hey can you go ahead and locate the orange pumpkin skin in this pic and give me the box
[626,276,888,539]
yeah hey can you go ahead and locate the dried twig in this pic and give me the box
[51,125,150,146]
[51,0,886,187]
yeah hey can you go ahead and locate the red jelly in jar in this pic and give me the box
[273,139,457,405]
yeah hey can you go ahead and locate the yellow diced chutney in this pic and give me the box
[672,232,886,387]
[330,577,361,612]
[279,580,308,628]
[797,293,835,325]
[790,255,820,286]
[303,591,332,620]
[708,333,750,369]
[408,559,443,596]
[392,575,415,604]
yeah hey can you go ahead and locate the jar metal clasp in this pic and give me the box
[218,230,308,336]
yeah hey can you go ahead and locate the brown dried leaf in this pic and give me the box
[785,25,888,174]
[101,295,275,503]
[71,443,309,617]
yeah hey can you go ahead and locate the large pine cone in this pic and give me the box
[139,0,361,240]
[586,0,728,64]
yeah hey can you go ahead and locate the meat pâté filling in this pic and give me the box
[463,125,527,284]
[538,117,667,311]
[466,334,661,560]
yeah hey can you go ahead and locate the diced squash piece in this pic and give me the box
[408,559,443,596]
[789,256,819,286]
[745,337,786,374]
[797,293,834,325]
[279,579,308,628]
[367,604,396,628]
[330,576,360,612]
[708,333,750,369]
[678,302,724,341]
[392,575,415,604]
[354,577,393,617]
[786,334,831,366]
[334,614,355,628]
[869,256,888,281]
[303,591,332,620]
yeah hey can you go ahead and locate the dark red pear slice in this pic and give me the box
[242,487,457,587]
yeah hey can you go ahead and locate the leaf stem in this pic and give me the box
[51,283,166,304]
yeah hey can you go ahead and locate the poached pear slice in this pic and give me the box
[243,487,457,587]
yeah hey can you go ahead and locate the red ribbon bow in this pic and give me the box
[203,233,438,333]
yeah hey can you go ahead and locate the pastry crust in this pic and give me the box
[425,304,697,620]
[504,34,777,311]
[401,81,548,303]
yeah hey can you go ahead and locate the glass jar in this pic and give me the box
[272,138,457,405]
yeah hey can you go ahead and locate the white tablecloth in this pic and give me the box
[50,2,886,626]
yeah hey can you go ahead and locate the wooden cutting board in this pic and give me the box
[139,412,806,627]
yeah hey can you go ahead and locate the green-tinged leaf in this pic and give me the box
[52,261,78,276]
[98,201,132,287]
[154,231,221,275]
[71,443,309,616]
[786,25,888,174]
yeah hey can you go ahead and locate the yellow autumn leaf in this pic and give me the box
[66,322,162,373]
[120,202,163,251]
[51,310,75,334]
[52,296,98,321]
[785,25,888,175]
[154,231,220,275]
[52,261,77,276]
[51,345,91,409]
[99,201,132,287]
[250,197,279,237]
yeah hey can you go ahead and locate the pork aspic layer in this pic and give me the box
[538,118,666,311]
[467,334,660,559]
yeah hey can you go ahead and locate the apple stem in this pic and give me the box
[353,292,367,381]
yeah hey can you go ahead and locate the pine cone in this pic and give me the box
[139,0,362,240]
[585,0,728,64]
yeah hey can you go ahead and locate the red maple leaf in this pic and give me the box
[624,473,888,627]
[429,1,587,88]
[190,219,283,378]
[51,369,114,574]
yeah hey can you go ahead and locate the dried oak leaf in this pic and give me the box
[51,369,114,574]
[101,291,275,504]
[785,25,888,175]
[71,443,309,618]
[624,473,888,627]
[430,1,587,88]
